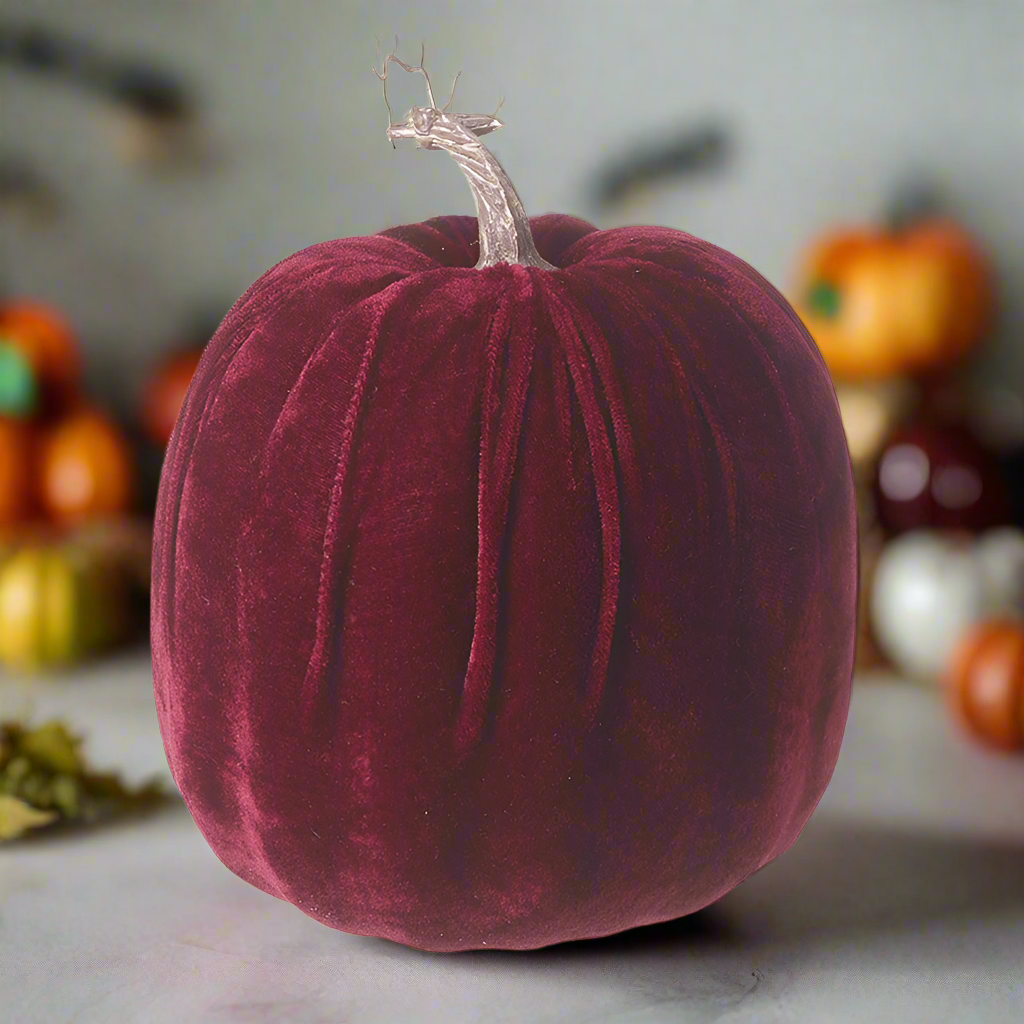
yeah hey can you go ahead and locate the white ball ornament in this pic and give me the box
[870,530,983,683]
[870,526,1024,683]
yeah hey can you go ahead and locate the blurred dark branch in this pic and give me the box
[589,121,733,210]
[0,20,193,120]
[884,177,946,231]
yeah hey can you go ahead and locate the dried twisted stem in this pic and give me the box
[372,36,504,148]
[369,37,553,272]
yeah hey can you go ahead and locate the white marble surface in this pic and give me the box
[2,651,1024,1024]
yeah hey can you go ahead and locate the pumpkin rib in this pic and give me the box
[549,316,578,490]
[152,323,260,712]
[377,215,480,267]
[230,306,388,909]
[455,279,529,758]
[298,287,414,732]
[592,261,742,552]
[151,326,279,897]
[730,298,845,852]
[558,272,643,511]
[554,272,646,720]
[539,280,624,732]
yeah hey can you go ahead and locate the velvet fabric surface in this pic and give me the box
[151,213,859,953]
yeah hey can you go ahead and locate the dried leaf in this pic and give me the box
[0,716,169,840]
[0,794,58,840]
[18,721,83,774]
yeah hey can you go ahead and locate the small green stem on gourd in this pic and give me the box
[373,40,557,272]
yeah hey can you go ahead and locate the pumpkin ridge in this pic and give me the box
[731,288,856,855]
[539,279,623,728]
[227,273,442,906]
[377,215,481,267]
[298,299,390,731]
[455,278,535,758]
[558,272,643,512]
[226,314,372,904]
[152,323,261,720]
[593,263,741,562]
[727,298,833,852]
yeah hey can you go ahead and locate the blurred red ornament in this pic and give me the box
[0,416,37,527]
[946,619,1024,752]
[874,418,1011,535]
[141,347,203,447]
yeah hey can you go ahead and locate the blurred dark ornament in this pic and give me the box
[995,450,1024,530]
[589,122,733,210]
[854,477,877,534]
[874,417,1011,535]
[913,367,973,421]
[960,382,1024,530]
[132,431,165,519]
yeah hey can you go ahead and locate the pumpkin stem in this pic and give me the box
[373,42,557,271]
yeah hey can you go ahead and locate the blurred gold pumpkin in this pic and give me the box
[0,542,132,672]
[793,219,993,381]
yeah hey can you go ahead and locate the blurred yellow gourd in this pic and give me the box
[0,543,130,671]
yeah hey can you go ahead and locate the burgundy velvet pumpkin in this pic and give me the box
[151,54,858,953]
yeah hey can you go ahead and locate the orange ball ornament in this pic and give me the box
[0,301,81,416]
[141,348,203,446]
[37,407,135,525]
[793,219,993,382]
[945,619,1024,752]
[0,416,37,527]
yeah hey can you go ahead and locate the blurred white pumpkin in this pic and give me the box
[870,526,1024,683]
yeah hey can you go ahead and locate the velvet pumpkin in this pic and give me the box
[151,51,858,953]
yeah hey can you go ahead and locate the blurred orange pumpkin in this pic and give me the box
[0,301,81,417]
[0,416,37,527]
[793,219,993,381]
[37,407,135,525]
[945,619,1024,752]
[141,347,203,446]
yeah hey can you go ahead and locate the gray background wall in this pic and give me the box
[1,0,1022,415]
